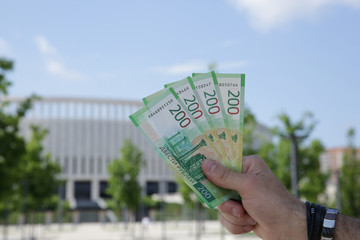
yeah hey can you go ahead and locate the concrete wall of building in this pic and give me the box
[5,97,174,205]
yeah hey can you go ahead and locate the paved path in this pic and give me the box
[1,221,260,240]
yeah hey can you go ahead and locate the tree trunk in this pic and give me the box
[290,135,299,198]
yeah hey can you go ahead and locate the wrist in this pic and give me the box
[281,199,307,240]
[333,213,344,239]
[333,213,360,240]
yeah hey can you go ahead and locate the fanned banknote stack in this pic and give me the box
[129,71,245,209]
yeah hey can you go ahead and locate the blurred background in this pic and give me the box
[0,0,359,239]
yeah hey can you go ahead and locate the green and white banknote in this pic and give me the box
[130,71,245,207]
[189,72,237,170]
[193,73,246,172]
[216,73,245,172]
[165,78,231,168]
[143,78,231,169]
[130,89,237,208]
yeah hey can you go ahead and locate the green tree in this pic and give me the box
[208,62,218,71]
[175,176,196,208]
[107,139,144,218]
[242,107,258,156]
[271,112,327,201]
[298,139,328,202]
[0,58,36,202]
[0,58,26,202]
[260,139,292,189]
[22,126,62,212]
[0,58,46,240]
[274,112,316,197]
[340,128,360,217]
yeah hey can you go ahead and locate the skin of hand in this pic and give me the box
[334,214,360,240]
[202,155,307,240]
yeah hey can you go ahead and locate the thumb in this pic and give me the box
[202,159,246,193]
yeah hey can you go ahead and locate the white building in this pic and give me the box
[5,97,175,216]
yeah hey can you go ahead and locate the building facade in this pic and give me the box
[5,97,176,211]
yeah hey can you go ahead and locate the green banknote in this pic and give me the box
[215,74,245,172]
[129,89,237,208]
[142,78,230,168]
[193,73,246,172]
[189,72,237,170]
[165,78,232,169]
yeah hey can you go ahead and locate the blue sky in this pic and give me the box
[1,0,359,148]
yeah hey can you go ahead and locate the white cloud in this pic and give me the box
[152,59,208,75]
[152,59,247,75]
[34,35,57,55]
[46,59,87,81]
[0,37,12,57]
[227,0,360,31]
[34,34,87,81]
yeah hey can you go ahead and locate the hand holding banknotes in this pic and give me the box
[202,155,360,240]
[202,155,307,239]
[131,72,246,208]
[131,71,360,239]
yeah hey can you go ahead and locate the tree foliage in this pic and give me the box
[340,128,360,217]
[22,126,62,211]
[175,175,196,208]
[242,108,258,156]
[266,112,328,202]
[0,58,29,201]
[0,58,13,94]
[275,112,316,140]
[298,139,328,202]
[107,139,144,212]
[0,58,61,217]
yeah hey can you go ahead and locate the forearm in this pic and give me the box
[283,200,307,240]
[334,214,360,240]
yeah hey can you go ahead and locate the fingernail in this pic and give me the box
[231,208,241,217]
[247,218,256,225]
[203,159,217,173]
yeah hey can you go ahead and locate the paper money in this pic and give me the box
[216,73,245,172]
[193,73,245,172]
[165,78,232,169]
[143,78,231,168]
[130,89,237,208]
[188,72,237,170]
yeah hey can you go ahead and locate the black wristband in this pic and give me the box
[309,203,316,240]
[306,201,311,239]
[312,204,322,240]
[307,203,338,240]
[313,204,327,240]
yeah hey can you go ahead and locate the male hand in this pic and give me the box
[202,155,307,240]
